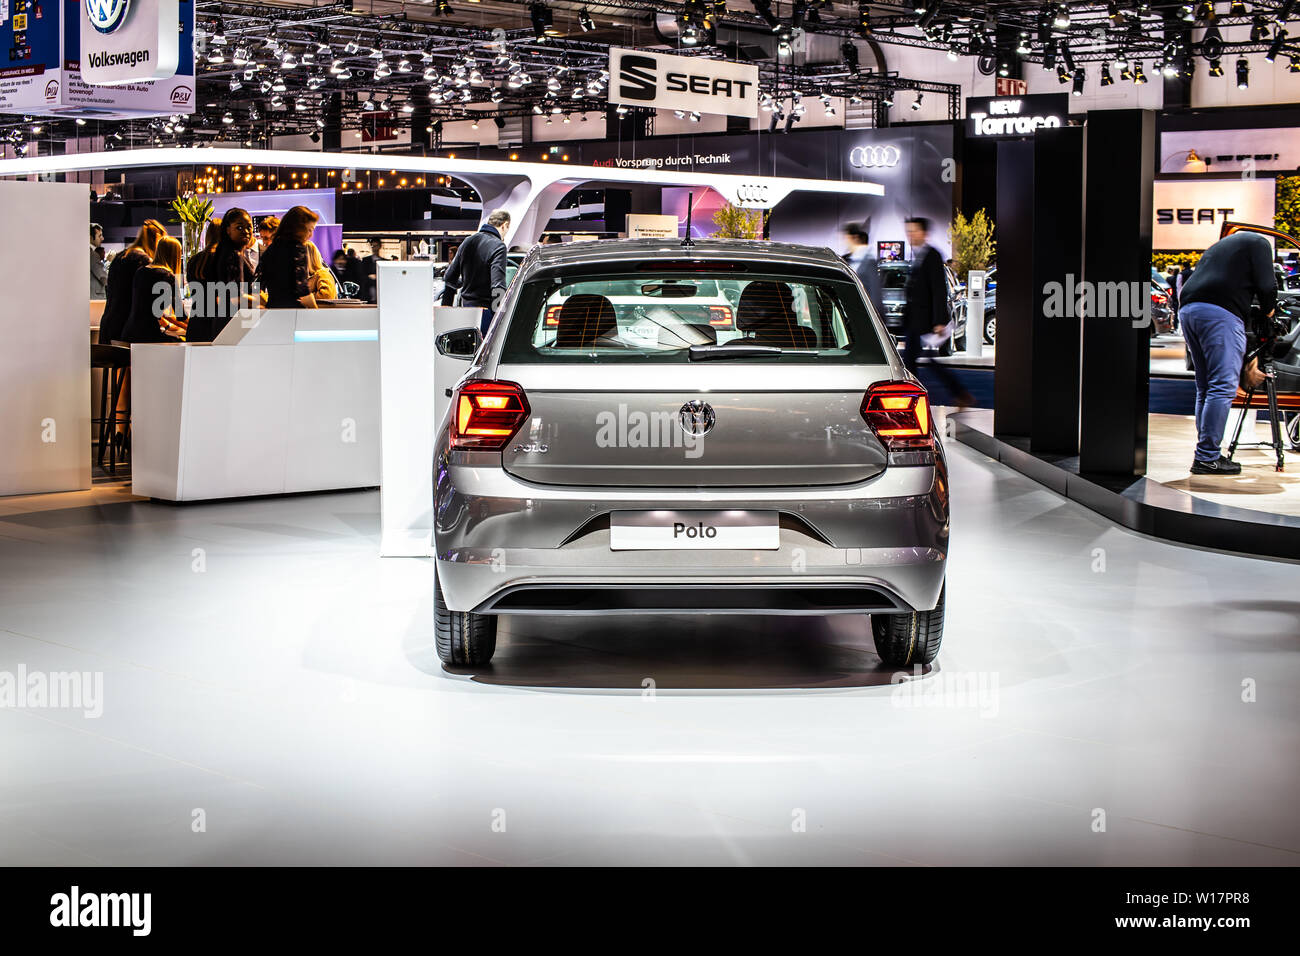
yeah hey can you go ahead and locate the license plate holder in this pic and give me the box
[609,510,780,551]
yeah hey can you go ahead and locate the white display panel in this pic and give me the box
[376,262,435,557]
[0,181,90,495]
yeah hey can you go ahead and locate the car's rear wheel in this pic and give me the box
[983,311,996,345]
[871,584,945,667]
[435,575,497,666]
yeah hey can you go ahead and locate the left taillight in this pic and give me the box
[861,381,933,451]
[451,380,530,450]
[707,305,733,327]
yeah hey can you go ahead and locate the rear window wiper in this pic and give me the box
[688,344,784,360]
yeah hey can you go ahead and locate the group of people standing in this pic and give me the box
[97,205,338,346]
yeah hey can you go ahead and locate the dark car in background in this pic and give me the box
[878,261,967,354]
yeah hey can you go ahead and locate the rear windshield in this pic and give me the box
[500,271,887,364]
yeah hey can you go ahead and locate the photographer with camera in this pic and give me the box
[1178,231,1275,475]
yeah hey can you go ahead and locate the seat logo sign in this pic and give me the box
[86,0,131,33]
[849,145,901,169]
[609,47,759,118]
[618,55,658,102]
[679,400,716,437]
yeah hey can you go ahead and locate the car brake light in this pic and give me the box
[707,305,733,326]
[451,381,530,450]
[544,305,562,327]
[861,381,932,450]
[1151,290,1167,305]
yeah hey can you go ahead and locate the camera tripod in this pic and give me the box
[1226,347,1286,472]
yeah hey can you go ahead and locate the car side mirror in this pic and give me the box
[436,328,481,359]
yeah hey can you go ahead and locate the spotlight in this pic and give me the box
[1016,32,1031,55]
[842,39,859,74]
[1101,63,1114,86]
[1108,1,1124,27]
[222,111,235,124]
[1061,42,1075,73]
[579,9,595,31]
[529,3,553,40]
[1058,65,1070,83]
[1180,4,1195,22]
[229,76,243,91]
[1073,68,1086,94]
[1266,28,1287,62]
[1250,15,1269,41]
[1053,4,1070,29]
[1236,57,1249,87]
[1194,1,1212,19]
[689,110,700,122]
[917,0,942,31]
[1290,53,1300,72]
[882,88,894,107]
[751,0,781,32]
[911,92,923,110]
[1229,0,1247,14]
[1208,58,1224,76]
[1134,61,1147,83]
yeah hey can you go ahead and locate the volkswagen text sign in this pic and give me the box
[608,47,758,119]
[965,93,1068,138]
[81,0,180,85]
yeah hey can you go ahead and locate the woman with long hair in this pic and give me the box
[99,219,167,343]
[305,241,339,301]
[122,237,188,343]
[256,205,325,309]
[191,207,256,341]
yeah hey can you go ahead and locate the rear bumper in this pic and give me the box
[434,452,949,615]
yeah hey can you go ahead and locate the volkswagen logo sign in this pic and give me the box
[736,184,770,205]
[848,145,902,169]
[678,400,716,438]
[85,0,131,34]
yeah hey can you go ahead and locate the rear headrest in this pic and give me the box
[736,281,796,332]
[554,294,616,348]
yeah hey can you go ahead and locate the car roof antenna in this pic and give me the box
[681,192,696,248]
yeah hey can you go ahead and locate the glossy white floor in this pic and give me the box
[1,440,1297,866]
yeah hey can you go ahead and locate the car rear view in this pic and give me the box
[433,239,949,669]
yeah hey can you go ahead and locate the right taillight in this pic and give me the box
[451,380,530,450]
[544,305,562,327]
[861,381,932,451]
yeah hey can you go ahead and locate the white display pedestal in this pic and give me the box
[377,262,435,557]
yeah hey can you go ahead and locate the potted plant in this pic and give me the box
[169,195,215,262]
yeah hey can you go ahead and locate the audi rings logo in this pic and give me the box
[848,145,902,169]
[735,184,770,204]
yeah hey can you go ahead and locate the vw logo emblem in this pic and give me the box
[736,184,770,204]
[678,400,716,437]
[848,145,901,169]
[85,0,131,34]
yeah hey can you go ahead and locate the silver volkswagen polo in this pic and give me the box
[433,238,949,668]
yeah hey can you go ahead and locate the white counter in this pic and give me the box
[131,308,381,501]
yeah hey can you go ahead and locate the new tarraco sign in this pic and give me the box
[81,0,179,85]
[965,94,1068,138]
[608,47,758,119]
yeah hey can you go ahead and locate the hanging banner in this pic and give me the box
[80,0,178,84]
[0,0,192,117]
[0,0,62,113]
[608,47,758,118]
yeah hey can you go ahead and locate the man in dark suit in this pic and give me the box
[842,223,882,317]
[360,238,386,303]
[903,217,972,408]
[440,210,511,333]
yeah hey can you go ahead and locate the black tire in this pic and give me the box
[434,575,497,666]
[983,311,996,345]
[872,584,945,667]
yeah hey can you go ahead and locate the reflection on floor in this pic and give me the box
[0,443,1297,865]
[1148,412,1300,518]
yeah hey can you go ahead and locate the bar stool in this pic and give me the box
[91,344,131,476]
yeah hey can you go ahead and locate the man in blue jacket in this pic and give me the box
[441,210,511,333]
